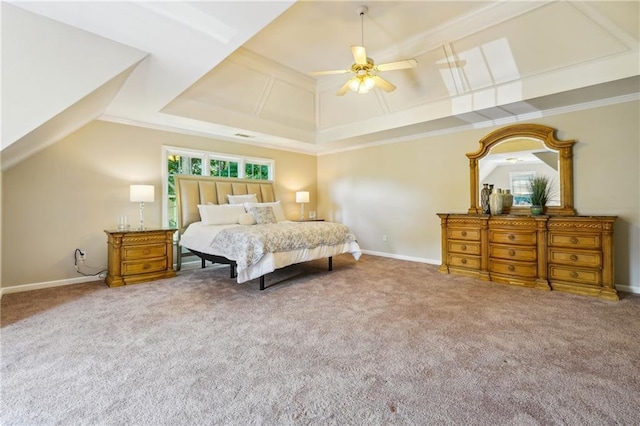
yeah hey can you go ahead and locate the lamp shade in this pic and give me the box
[130,185,154,203]
[295,191,309,203]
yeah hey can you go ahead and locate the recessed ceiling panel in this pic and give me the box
[261,79,315,131]
[383,48,459,113]
[451,2,629,86]
[318,87,385,130]
[174,60,270,114]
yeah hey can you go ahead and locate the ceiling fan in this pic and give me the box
[309,6,417,96]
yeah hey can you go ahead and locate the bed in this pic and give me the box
[174,175,361,289]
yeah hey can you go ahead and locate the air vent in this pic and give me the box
[234,133,253,138]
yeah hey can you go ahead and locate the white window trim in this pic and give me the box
[162,146,275,227]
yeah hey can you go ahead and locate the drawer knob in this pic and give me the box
[461,245,467,251]
[570,237,579,244]
[508,249,516,256]
[570,271,579,278]
[143,263,151,270]
[508,234,515,240]
[570,254,578,261]
[461,258,467,264]
[461,231,467,237]
[144,249,151,255]
[508,265,515,272]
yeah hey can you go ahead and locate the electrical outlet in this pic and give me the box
[80,251,87,262]
[382,234,387,242]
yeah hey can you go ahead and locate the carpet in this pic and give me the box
[2,255,639,425]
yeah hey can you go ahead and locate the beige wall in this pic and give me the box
[318,100,640,292]
[1,121,317,287]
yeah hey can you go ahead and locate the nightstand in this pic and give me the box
[104,228,177,287]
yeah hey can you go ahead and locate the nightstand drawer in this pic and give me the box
[489,230,536,246]
[448,241,481,255]
[549,265,601,286]
[548,233,600,249]
[123,243,166,260]
[548,248,601,268]
[490,245,537,262]
[122,258,168,275]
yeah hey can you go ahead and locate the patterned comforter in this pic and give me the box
[209,222,358,270]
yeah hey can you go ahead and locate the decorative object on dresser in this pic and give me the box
[438,124,618,301]
[501,189,513,214]
[528,176,552,216]
[489,187,504,215]
[104,228,176,287]
[480,183,491,214]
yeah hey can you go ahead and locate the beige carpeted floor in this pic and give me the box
[2,254,639,425]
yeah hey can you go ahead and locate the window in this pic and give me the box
[163,146,274,228]
[510,171,535,206]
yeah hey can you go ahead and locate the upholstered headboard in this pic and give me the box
[174,175,276,234]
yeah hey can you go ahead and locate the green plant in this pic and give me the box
[528,176,553,206]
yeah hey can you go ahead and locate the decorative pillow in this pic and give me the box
[238,212,257,226]
[244,201,286,222]
[248,206,277,224]
[228,194,258,204]
[197,204,245,225]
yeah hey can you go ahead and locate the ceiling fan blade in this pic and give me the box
[336,80,351,96]
[309,69,351,76]
[372,75,396,93]
[351,45,367,65]
[375,59,417,72]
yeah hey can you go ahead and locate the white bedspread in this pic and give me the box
[180,221,361,283]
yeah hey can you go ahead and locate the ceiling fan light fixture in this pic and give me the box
[348,73,376,94]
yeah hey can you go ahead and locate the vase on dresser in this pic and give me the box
[502,189,514,214]
[481,184,491,214]
[489,188,504,215]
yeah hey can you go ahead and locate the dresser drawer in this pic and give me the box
[548,232,600,250]
[448,254,481,270]
[122,258,168,276]
[548,248,602,268]
[490,245,536,262]
[489,230,536,246]
[490,259,537,278]
[549,265,601,286]
[122,243,167,260]
[448,228,481,241]
[448,241,481,255]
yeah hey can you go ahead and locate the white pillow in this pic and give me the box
[244,201,286,222]
[228,194,258,204]
[238,212,257,225]
[197,204,245,225]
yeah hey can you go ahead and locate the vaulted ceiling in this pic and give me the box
[2,1,639,169]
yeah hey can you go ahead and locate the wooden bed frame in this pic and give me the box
[174,174,333,289]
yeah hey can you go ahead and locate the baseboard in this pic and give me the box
[361,250,441,265]
[1,275,103,296]
[616,285,640,295]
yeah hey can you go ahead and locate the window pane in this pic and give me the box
[191,158,202,175]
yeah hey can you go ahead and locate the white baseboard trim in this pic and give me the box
[1,275,103,296]
[616,285,640,295]
[361,250,441,266]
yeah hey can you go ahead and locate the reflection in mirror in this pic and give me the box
[479,138,560,207]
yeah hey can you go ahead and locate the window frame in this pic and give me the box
[162,145,275,228]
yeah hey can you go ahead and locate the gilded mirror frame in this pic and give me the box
[467,124,576,216]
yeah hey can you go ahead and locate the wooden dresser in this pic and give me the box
[104,228,177,287]
[438,214,618,301]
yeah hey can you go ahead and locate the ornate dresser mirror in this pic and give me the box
[467,124,576,216]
